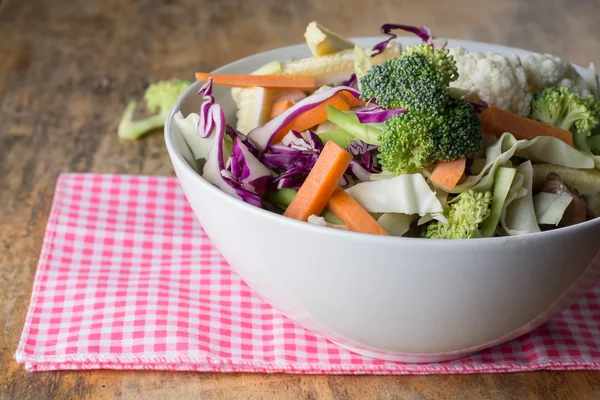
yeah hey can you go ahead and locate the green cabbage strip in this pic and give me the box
[533,193,573,226]
[377,214,417,236]
[346,174,443,215]
[448,132,597,194]
[480,167,516,237]
[500,161,541,236]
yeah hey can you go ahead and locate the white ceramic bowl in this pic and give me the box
[165,37,600,363]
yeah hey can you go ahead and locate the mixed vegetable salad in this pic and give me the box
[122,22,600,239]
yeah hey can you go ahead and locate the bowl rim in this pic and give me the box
[165,36,600,245]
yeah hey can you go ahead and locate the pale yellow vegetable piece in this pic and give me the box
[532,164,600,196]
[304,22,355,57]
[282,43,401,87]
[235,87,274,134]
[231,61,283,134]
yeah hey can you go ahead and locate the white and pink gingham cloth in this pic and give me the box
[15,173,600,374]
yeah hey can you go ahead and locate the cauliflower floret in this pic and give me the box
[449,47,533,116]
[520,53,579,93]
[521,52,592,97]
[557,77,593,98]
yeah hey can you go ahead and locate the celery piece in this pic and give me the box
[326,105,382,145]
[317,129,356,148]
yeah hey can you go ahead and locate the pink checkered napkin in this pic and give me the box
[15,173,600,373]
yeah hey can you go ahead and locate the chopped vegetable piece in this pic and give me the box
[425,190,492,239]
[479,106,574,146]
[265,188,344,224]
[327,187,388,235]
[282,44,401,87]
[119,78,191,140]
[269,100,294,120]
[346,174,443,215]
[533,192,573,226]
[249,87,360,150]
[354,45,373,81]
[283,141,353,221]
[340,91,366,107]
[307,215,348,230]
[377,213,417,237]
[532,164,600,196]
[317,129,356,148]
[304,22,355,56]
[195,73,316,91]
[480,167,517,237]
[235,86,274,134]
[431,158,467,190]
[529,86,600,154]
[500,161,540,236]
[272,92,351,144]
[360,44,457,113]
[272,90,307,104]
[326,104,382,145]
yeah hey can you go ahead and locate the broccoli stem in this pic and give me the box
[588,135,600,155]
[118,100,167,140]
[326,105,382,145]
[573,131,594,154]
[317,128,356,148]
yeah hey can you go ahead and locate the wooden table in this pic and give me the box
[1,0,599,398]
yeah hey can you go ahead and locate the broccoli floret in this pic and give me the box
[425,190,492,239]
[432,98,483,161]
[530,87,600,153]
[118,79,191,140]
[359,50,452,114]
[402,44,459,87]
[378,112,437,173]
[377,98,482,174]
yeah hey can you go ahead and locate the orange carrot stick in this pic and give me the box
[430,158,467,190]
[479,106,574,146]
[269,100,294,120]
[195,73,316,91]
[284,141,353,222]
[327,187,388,236]
[272,92,350,143]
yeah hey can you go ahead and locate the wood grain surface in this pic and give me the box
[1,0,600,398]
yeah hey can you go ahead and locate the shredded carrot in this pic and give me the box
[430,158,467,190]
[272,91,351,144]
[479,106,574,146]
[269,100,294,119]
[283,141,353,222]
[327,187,388,235]
[195,73,315,91]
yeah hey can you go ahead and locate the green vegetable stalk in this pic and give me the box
[118,79,191,140]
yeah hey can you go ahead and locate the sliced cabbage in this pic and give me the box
[417,190,449,225]
[533,193,573,226]
[500,161,541,236]
[174,111,215,161]
[346,174,443,215]
[480,167,516,237]
[450,132,597,194]
[377,214,417,236]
